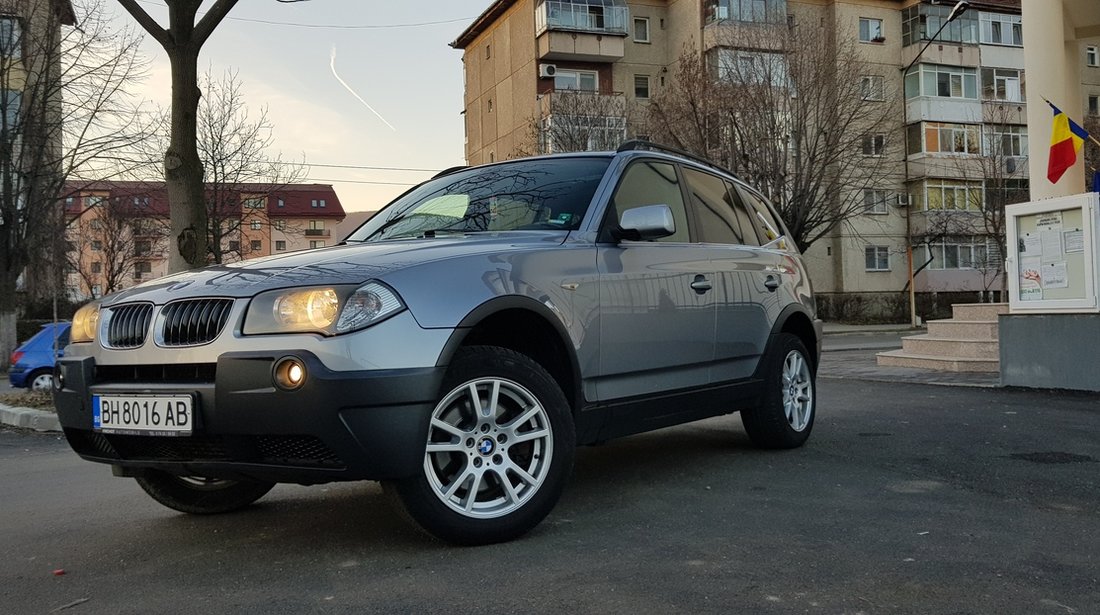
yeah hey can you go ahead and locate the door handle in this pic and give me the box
[690,275,712,294]
[764,275,780,292]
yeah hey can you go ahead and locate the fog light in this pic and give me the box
[273,357,307,391]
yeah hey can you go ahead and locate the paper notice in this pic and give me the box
[1020,234,1041,257]
[1063,229,1084,254]
[1036,211,1063,233]
[1020,257,1042,291]
[1040,230,1063,262]
[1041,261,1069,289]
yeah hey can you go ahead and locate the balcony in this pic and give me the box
[304,228,330,237]
[537,90,627,153]
[536,0,627,62]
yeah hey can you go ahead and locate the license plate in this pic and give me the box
[92,394,194,436]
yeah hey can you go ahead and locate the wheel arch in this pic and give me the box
[437,296,583,413]
[770,305,820,370]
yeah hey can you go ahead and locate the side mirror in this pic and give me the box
[615,204,675,241]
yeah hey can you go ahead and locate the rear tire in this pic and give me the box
[384,346,575,545]
[135,471,275,515]
[741,333,815,449]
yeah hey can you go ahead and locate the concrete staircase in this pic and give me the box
[876,303,1008,373]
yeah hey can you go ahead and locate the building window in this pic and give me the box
[91,240,102,251]
[275,240,286,251]
[704,0,782,25]
[274,219,287,231]
[981,68,1024,102]
[91,262,102,274]
[250,220,262,230]
[540,114,626,153]
[250,240,262,251]
[90,219,102,230]
[979,12,1022,47]
[134,240,151,256]
[485,44,490,59]
[915,122,981,155]
[308,220,324,230]
[536,0,630,34]
[487,98,493,112]
[713,48,789,86]
[986,125,1028,157]
[633,17,649,43]
[921,179,983,211]
[862,134,885,157]
[1087,46,1099,67]
[865,246,890,271]
[310,240,326,249]
[228,240,240,252]
[91,285,102,298]
[859,18,884,43]
[311,199,318,208]
[921,236,993,270]
[0,89,18,128]
[1090,95,1099,116]
[0,17,21,59]
[135,261,152,274]
[634,75,650,99]
[242,197,264,209]
[905,64,978,100]
[864,189,889,214]
[277,198,285,208]
[860,75,884,101]
[553,69,598,92]
[902,3,978,46]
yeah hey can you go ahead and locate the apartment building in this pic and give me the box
[61,182,345,299]
[453,0,1100,319]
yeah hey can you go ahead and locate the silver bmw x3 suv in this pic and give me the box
[55,142,822,545]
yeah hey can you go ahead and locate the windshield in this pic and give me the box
[348,157,612,242]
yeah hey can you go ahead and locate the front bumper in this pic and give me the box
[54,351,445,484]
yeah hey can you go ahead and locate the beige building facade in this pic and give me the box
[454,0,1100,318]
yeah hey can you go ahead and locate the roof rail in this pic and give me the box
[432,165,469,179]
[616,139,739,179]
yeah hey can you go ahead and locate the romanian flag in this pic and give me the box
[1047,101,1089,184]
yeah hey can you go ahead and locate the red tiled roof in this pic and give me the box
[61,181,346,219]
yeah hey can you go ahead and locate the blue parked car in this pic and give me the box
[9,322,70,390]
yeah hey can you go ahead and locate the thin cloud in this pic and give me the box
[329,46,397,132]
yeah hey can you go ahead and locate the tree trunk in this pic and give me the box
[0,269,18,370]
[165,48,208,271]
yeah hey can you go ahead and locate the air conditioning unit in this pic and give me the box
[895,193,911,208]
[538,63,557,78]
[1005,157,1017,174]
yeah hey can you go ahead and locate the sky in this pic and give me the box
[102,0,493,213]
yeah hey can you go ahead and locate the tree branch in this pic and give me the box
[116,0,172,48]
[194,0,241,47]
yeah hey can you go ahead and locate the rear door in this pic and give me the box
[681,167,777,381]
[595,159,717,401]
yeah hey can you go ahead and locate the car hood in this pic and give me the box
[100,233,568,306]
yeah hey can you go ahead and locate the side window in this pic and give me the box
[724,180,762,246]
[737,186,785,244]
[609,160,690,242]
[683,167,750,245]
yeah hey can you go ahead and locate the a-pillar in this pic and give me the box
[1022,0,1085,200]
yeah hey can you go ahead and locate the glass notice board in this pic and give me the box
[1006,193,1099,313]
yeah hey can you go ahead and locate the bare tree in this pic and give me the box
[647,22,898,252]
[138,68,306,264]
[0,0,147,368]
[67,197,167,297]
[117,0,240,272]
[526,88,631,155]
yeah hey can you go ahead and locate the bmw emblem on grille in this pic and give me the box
[477,437,495,455]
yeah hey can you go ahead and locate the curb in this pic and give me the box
[0,402,61,432]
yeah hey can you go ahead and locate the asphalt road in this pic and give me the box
[2,378,1098,615]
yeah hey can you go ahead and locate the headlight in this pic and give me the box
[243,282,404,336]
[71,301,101,343]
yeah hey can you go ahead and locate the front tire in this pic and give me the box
[385,346,575,545]
[135,471,275,515]
[27,369,54,391]
[741,333,816,449]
